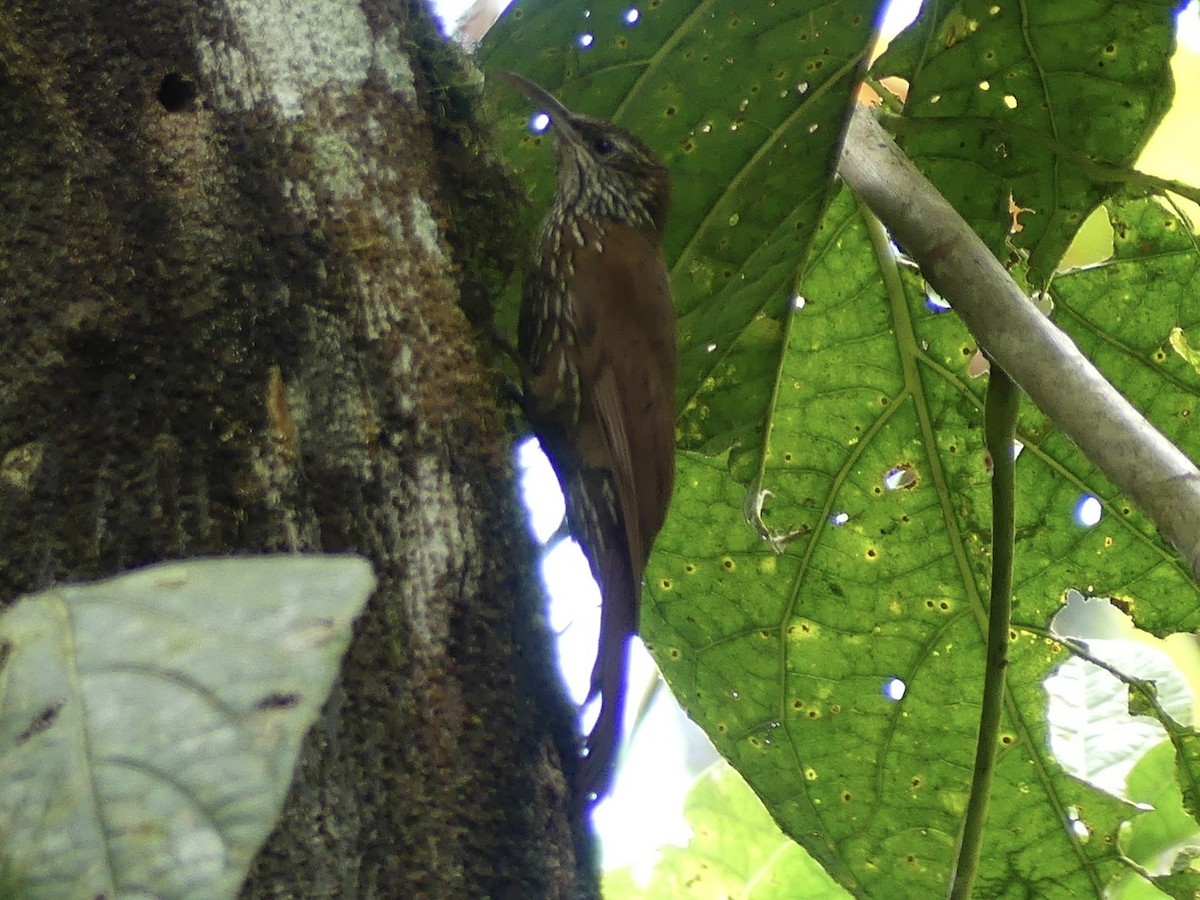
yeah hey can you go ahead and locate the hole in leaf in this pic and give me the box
[1067,806,1090,841]
[925,284,951,312]
[1074,494,1102,527]
[884,464,917,490]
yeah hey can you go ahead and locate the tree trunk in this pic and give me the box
[0,0,592,895]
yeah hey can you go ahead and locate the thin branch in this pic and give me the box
[838,105,1200,582]
[949,367,1020,899]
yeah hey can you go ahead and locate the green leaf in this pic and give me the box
[875,0,1177,284]
[644,446,1130,897]
[0,556,375,900]
[1115,740,1200,896]
[1045,194,1200,838]
[645,185,1200,896]
[1046,195,1200,639]
[1043,633,1192,795]
[603,764,849,899]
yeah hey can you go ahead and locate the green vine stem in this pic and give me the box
[949,364,1020,899]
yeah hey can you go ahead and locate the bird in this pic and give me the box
[497,70,676,807]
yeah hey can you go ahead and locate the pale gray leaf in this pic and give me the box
[0,555,375,899]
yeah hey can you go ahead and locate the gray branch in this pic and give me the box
[838,106,1200,581]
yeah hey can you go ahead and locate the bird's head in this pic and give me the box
[497,70,671,235]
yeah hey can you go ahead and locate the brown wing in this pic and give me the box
[568,221,675,800]
[520,217,676,802]
[571,220,676,581]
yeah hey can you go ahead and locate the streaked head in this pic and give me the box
[496,70,671,233]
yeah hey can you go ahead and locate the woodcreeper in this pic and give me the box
[499,71,676,806]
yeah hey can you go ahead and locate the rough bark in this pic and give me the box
[0,0,592,895]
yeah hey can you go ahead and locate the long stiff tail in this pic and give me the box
[568,470,640,805]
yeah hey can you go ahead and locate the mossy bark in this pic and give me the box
[0,0,592,895]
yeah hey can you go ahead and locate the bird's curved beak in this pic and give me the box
[495,70,588,156]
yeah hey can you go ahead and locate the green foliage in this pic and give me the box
[1114,741,1200,896]
[875,0,1176,284]
[482,0,1200,895]
[0,557,375,900]
[604,764,849,899]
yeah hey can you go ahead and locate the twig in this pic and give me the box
[837,105,1200,582]
[948,366,1020,898]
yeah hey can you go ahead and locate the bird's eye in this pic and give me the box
[594,137,616,155]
